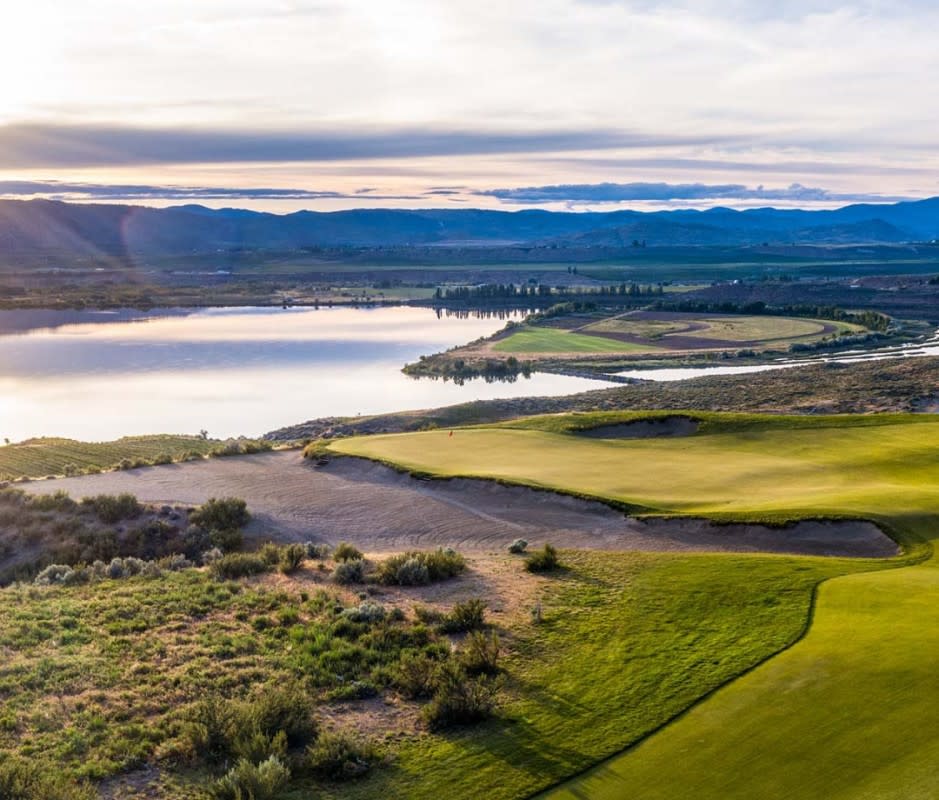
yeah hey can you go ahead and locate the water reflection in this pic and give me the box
[0,306,609,441]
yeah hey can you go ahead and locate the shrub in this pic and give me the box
[209,527,244,552]
[208,756,291,800]
[0,757,95,800]
[306,729,379,780]
[394,652,439,699]
[34,564,77,586]
[305,541,331,560]
[258,542,282,566]
[440,598,486,633]
[184,680,317,767]
[460,631,500,676]
[82,493,142,524]
[151,452,174,465]
[525,543,560,573]
[161,553,192,571]
[331,559,365,585]
[200,547,224,565]
[385,556,429,586]
[183,694,235,765]
[240,680,317,748]
[507,538,528,554]
[210,553,269,580]
[279,543,306,574]
[376,549,466,586]
[333,542,363,562]
[341,601,385,624]
[423,661,498,730]
[29,490,76,513]
[190,497,250,532]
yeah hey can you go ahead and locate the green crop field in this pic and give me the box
[331,412,939,800]
[492,326,660,354]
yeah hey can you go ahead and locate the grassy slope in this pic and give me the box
[324,551,877,800]
[0,436,219,480]
[331,413,939,799]
[492,326,660,354]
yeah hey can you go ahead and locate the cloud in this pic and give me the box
[478,181,912,205]
[0,180,419,202]
[0,123,737,169]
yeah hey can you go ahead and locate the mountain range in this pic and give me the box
[0,197,937,263]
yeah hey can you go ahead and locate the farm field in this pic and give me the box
[331,411,939,799]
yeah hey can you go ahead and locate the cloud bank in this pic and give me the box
[478,182,911,205]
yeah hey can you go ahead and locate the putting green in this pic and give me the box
[330,413,939,800]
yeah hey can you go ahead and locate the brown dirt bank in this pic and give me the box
[25,452,896,558]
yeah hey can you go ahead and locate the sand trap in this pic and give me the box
[630,517,897,558]
[25,452,895,558]
[576,416,699,439]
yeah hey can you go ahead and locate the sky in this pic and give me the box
[0,0,937,212]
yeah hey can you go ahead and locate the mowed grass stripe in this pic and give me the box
[543,519,939,800]
[330,414,939,800]
[492,326,660,354]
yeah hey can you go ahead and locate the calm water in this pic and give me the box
[0,306,611,442]
[616,334,939,382]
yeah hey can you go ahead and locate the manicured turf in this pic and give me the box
[492,326,659,354]
[328,551,875,800]
[331,413,939,799]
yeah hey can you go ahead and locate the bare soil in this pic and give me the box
[26,453,897,558]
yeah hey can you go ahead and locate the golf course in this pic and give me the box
[330,411,939,799]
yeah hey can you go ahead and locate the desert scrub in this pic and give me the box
[182,679,317,766]
[210,552,270,580]
[306,728,380,780]
[190,497,250,532]
[422,661,499,730]
[331,558,366,584]
[279,543,306,574]
[525,543,560,573]
[333,541,363,562]
[208,756,291,800]
[439,598,487,633]
[0,757,95,800]
[376,548,467,586]
[460,631,501,676]
[81,492,142,524]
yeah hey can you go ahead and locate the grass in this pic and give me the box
[684,315,829,342]
[0,436,219,480]
[329,550,884,800]
[329,412,939,799]
[492,326,659,354]
[328,413,939,520]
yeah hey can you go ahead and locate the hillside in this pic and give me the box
[0,197,937,265]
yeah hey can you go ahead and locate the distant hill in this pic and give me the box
[0,197,936,263]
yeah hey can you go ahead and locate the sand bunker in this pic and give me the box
[576,416,699,439]
[26,452,895,558]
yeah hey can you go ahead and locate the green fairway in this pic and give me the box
[492,326,659,354]
[330,412,939,799]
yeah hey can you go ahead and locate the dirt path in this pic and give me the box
[25,452,896,557]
